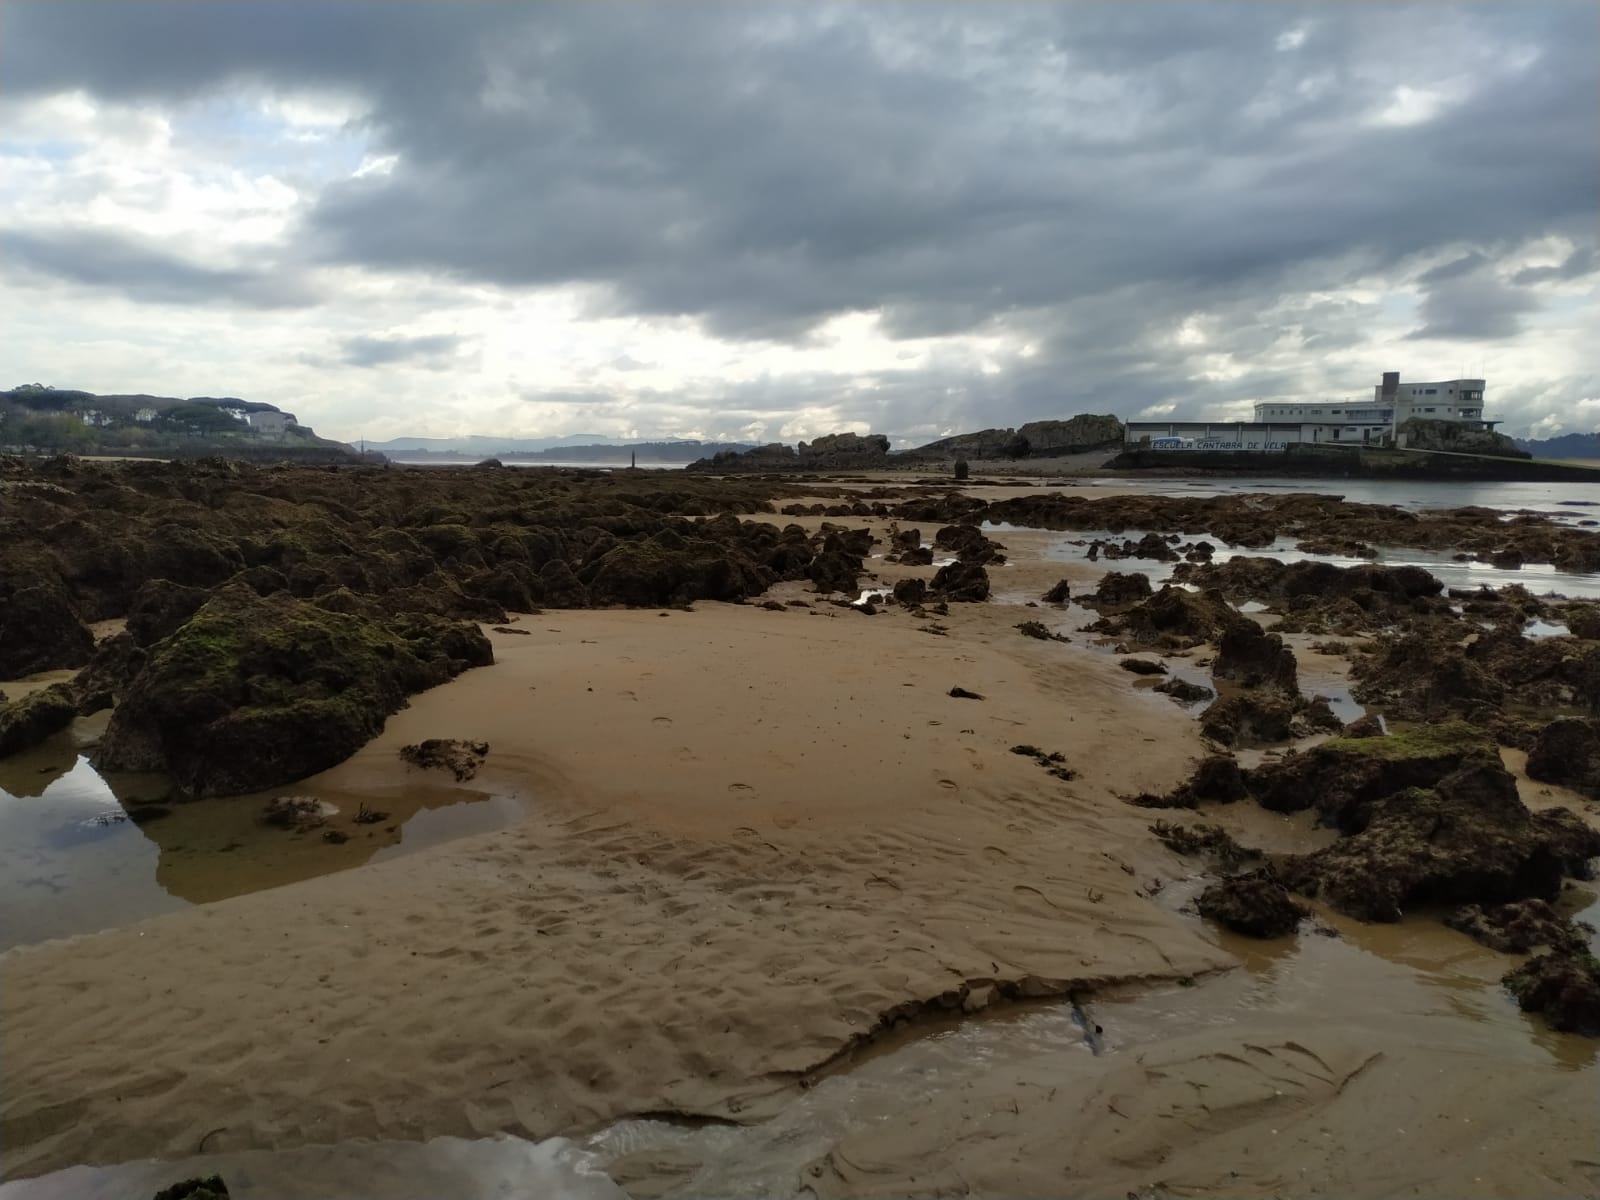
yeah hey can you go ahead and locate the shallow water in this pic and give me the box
[0,718,531,952]
[1085,475,1600,523]
[986,524,1600,599]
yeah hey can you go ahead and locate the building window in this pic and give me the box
[1423,407,1435,413]
[1424,388,1437,394]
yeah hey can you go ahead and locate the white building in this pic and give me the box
[246,411,296,436]
[1126,371,1495,452]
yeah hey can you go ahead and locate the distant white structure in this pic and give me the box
[246,411,296,436]
[134,407,159,423]
[1126,371,1496,452]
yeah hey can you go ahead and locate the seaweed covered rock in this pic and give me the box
[72,632,146,715]
[94,585,493,797]
[584,536,772,607]
[1154,676,1214,704]
[807,550,861,595]
[0,577,95,677]
[126,578,210,647]
[1278,763,1600,923]
[1087,571,1152,608]
[892,577,927,606]
[1566,604,1600,641]
[1504,948,1600,1036]
[1098,585,1240,649]
[1150,820,1259,869]
[1199,693,1297,746]
[536,559,590,608]
[1213,621,1299,693]
[1526,717,1600,800]
[1245,721,1493,831]
[400,738,489,782]
[1042,579,1072,604]
[150,1177,230,1200]
[1444,899,1589,954]
[0,683,77,758]
[1196,869,1307,938]
[931,560,990,602]
[1132,755,1247,809]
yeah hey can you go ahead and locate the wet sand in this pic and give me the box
[3,506,1598,1196]
[0,594,1226,1181]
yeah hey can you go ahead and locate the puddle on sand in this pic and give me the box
[0,717,531,952]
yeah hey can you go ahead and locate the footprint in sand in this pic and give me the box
[652,716,673,726]
[727,782,756,796]
[936,778,958,791]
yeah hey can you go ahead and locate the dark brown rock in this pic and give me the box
[1503,948,1600,1036]
[1278,762,1600,923]
[1526,717,1600,800]
[931,560,990,602]
[1196,869,1307,938]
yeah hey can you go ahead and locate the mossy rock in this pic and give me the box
[585,537,772,607]
[1278,763,1600,923]
[0,578,95,676]
[94,585,492,796]
[0,683,78,758]
[1246,720,1494,830]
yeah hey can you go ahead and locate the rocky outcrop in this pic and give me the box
[1504,948,1600,1036]
[687,433,890,472]
[931,561,990,602]
[902,415,1124,461]
[1278,762,1600,923]
[94,585,493,797]
[1092,585,1238,648]
[1086,571,1153,608]
[1245,722,1492,831]
[0,683,77,757]
[1196,870,1306,938]
[1397,418,1529,459]
[0,572,94,676]
[1526,717,1600,799]
[1213,621,1299,693]
[1445,899,1588,955]
[1199,693,1298,746]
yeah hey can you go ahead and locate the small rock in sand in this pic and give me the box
[399,738,490,781]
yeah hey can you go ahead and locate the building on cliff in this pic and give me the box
[1125,371,1497,452]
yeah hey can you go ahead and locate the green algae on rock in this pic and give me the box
[1277,762,1600,923]
[94,585,493,797]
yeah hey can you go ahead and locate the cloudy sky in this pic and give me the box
[2,2,1595,445]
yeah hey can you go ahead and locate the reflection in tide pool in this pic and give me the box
[0,732,530,952]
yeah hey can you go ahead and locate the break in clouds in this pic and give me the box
[0,1,1595,443]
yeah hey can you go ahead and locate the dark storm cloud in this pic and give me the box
[0,226,312,308]
[338,332,464,368]
[3,1,1596,433]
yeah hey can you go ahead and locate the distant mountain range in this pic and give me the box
[1514,432,1600,461]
